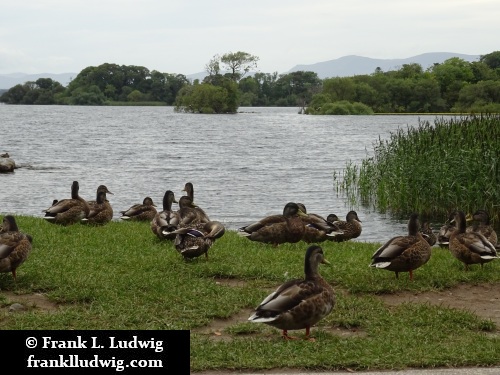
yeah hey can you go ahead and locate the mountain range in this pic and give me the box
[0,52,482,89]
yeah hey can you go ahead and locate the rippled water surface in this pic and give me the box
[1,105,443,243]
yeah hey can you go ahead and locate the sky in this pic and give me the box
[1,0,499,76]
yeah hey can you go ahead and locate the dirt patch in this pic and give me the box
[193,282,500,342]
[1,291,59,312]
[376,283,500,326]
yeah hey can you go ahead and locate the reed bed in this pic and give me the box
[336,114,500,223]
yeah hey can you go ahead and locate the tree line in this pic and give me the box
[1,51,499,114]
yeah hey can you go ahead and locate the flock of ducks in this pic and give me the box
[1,178,499,340]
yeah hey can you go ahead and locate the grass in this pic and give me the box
[1,215,500,372]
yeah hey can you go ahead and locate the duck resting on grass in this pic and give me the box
[120,197,157,221]
[327,210,362,242]
[238,202,307,246]
[248,245,335,341]
[42,181,90,225]
[370,212,432,281]
[82,185,114,225]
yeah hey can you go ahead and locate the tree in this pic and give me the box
[220,51,259,81]
[480,51,500,70]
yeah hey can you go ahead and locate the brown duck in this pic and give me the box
[449,210,499,271]
[82,185,114,225]
[296,203,343,243]
[248,245,335,341]
[327,210,362,242]
[466,209,497,246]
[370,212,432,280]
[120,196,157,221]
[171,220,225,260]
[180,182,210,224]
[0,215,33,280]
[420,221,437,246]
[238,202,307,246]
[150,190,179,240]
[42,181,90,225]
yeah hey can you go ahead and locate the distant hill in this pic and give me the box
[288,52,481,79]
[0,72,76,90]
[0,52,483,89]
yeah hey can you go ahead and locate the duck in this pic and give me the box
[437,211,472,248]
[120,196,157,221]
[436,213,456,248]
[370,212,432,280]
[42,181,90,225]
[180,182,211,224]
[174,195,208,226]
[420,221,437,246]
[0,152,16,173]
[150,190,179,240]
[238,202,307,246]
[466,209,497,246]
[296,203,343,243]
[327,210,362,242]
[170,220,226,259]
[248,245,335,341]
[81,185,114,225]
[0,215,33,280]
[448,210,499,271]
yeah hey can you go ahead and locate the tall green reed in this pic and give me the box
[337,114,500,223]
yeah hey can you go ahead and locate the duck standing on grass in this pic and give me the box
[370,212,431,281]
[151,190,179,240]
[466,209,497,247]
[42,181,90,225]
[120,197,157,221]
[171,220,225,260]
[448,210,499,271]
[248,245,335,341]
[82,185,114,225]
[238,202,307,246]
[0,215,33,280]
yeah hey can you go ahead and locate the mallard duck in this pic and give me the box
[437,211,472,248]
[420,221,437,246]
[0,215,33,280]
[151,190,179,240]
[42,181,90,225]
[238,202,307,246]
[170,220,225,259]
[466,209,497,246]
[370,212,432,280]
[120,197,157,221]
[437,213,456,248]
[0,152,16,173]
[449,210,499,271]
[81,185,114,225]
[327,210,362,242]
[296,203,343,243]
[180,182,210,224]
[176,194,210,226]
[248,245,335,341]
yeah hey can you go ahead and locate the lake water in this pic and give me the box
[0,105,445,243]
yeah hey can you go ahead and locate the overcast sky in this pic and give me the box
[1,0,498,75]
